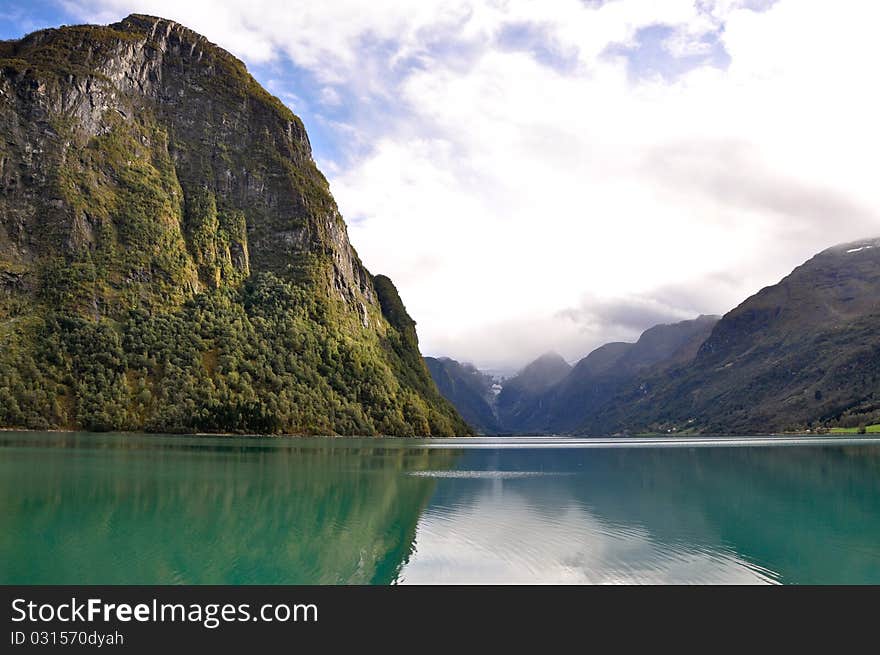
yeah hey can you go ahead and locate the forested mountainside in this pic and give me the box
[0,15,469,436]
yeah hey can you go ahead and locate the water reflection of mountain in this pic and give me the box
[0,433,458,584]
[3,434,879,584]
[406,445,880,584]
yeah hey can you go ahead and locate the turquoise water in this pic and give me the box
[2,432,879,584]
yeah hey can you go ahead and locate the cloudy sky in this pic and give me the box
[3,1,879,373]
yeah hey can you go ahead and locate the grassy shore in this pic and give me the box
[829,424,880,434]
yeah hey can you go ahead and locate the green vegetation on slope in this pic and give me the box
[0,15,470,436]
[0,273,465,435]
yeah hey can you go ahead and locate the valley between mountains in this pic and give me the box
[428,239,880,436]
[1,15,877,438]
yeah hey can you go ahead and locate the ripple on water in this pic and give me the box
[407,470,567,479]
[399,492,779,585]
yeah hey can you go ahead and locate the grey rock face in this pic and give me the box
[0,14,374,313]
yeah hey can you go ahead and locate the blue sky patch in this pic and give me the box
[497,21,580,74]
[604,23,731,82]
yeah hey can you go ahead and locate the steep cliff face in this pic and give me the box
[0,15,469,436]
[1,14,371,312]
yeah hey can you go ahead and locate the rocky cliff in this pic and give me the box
[0,15,469,436]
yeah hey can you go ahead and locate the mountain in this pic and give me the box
[550,314,720,432]
[603,238,880,435]
[424,357,502,434]
[0,15,469,436]
[499,317,719,434]
[432,238,880,436]
[495,352,571,431]
[436,238,880,435]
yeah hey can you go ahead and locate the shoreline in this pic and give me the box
[2,426,879,443]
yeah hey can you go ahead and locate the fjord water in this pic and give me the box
[2,433,879,584]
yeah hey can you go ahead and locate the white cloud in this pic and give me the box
[318,86,343,107]
[60,0,880,370]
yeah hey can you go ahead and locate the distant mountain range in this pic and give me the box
[427,238,880,435]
